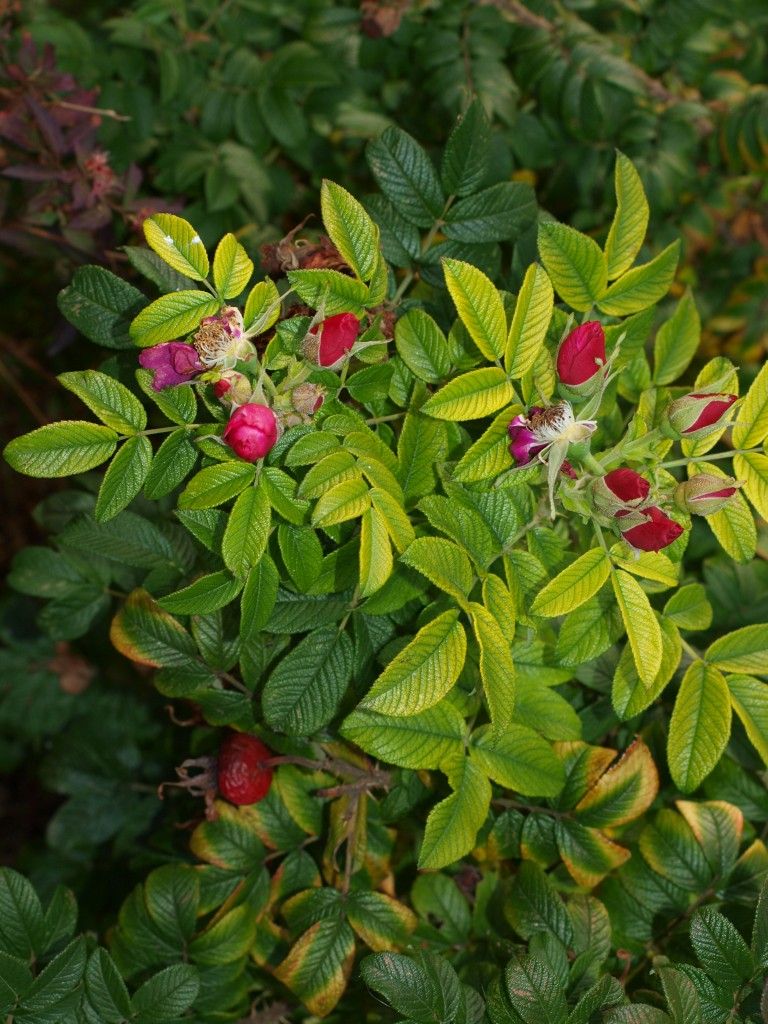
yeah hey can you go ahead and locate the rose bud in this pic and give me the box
[223,403,279,461]
[302,312,360,368]
[674,474,743,516]
[291,382,326,417]
[138,342,202,391]
[662,392,737,440]
[616,505,684,552]
[213,370,253,407]
[194,306,254,369]
[590,467,650,515]
[556,321,606,398]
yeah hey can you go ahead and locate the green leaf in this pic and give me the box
[212,233,254,299]
[359,506,393,597]
[504,861,574,945]
[532,549,610,618]
[663,584,712,631]
[311,476,370,527]
[187,904,256,965]
[4,421,117,478]
[0,869,45,959]
[752,877,768,967]
[263,626,354,735]
[178,462,255,510]
[400,536,474,603]
[419,492,496,568]
[361,952,443,1024]
[732,358,768,449]
[143,428,198,499]
[130,963,199,1021]
[442,182,536,243]
[612,569,662,686]
[278,524,323,593]
[57,265,145,350]
[470,725,563,796]
[95,435,153,522]
[130,289,220,347]
[419,757,491,869]
[726,674,768,763]
[668,661,731,792]
[370,487,415,554]
[287,269,370,317]
[243,278,281,333]
[441,98,492,197]
[453,407,516,483]
[442,257,507,361]
[274,919,355,1018]
[612,617,682,720]
[144,865,199,945]
[341,701,465,770]
[159,571,243,615]
[397,389,449,505]
[144,213,210,280]
[321,180,380,282]
[240,555,279,642]
[359,609,467,716]
[123,244,194,293]
[506,263,554,378]
[18,935,86,1014]
[503,955,567,1024]
[367,125,445,228]
[222,484,271,578]
[85,950,132,1024]
[394,309,452,384]
[421,367,513,421]
[653,290,700,385]
[707,624,768,674]
[537,222,607,313]
[346,892,416,952]
[735,451,768,521]
[470,603,516,734]
[135,368,197,425]
[657,967,702,1024]
[598,241,680,316]
[604,152,649,280]
[689,908,754,990]
[58,370,147,434]
[110,589,197,668]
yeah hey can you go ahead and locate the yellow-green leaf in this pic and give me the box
[359,609,467,716]
[653,290,700,385]
[243,278,281,333]
[597,241,680,317]
[612,617,682,720]
[470,602,515,734]
[532,549,610,618]
[419,757,491,869]
[130,290,220,347]
[359,506,392,597]
[222,484,271,578]
[144,213,210,280]
[691,460,756,564]
[482,574,516,641]
[505,263,553,378]
[421,367,513,421]
[340,701,465,770]
[311,477,370,528]
[732,359,768,449]
[727,675,768,764]
[442,257,506,361]
[212,233,254,299]
[470,724,563,796]
[370,487,415,554]
[453,406,517,483]
[400,536,474,603]
[604,151,649,280]
[611,568,662,686]
[734,452,768,521]
[537,221,607,313]
[321,180,380,283]
[668,661,731,792]
[345,891,417,952]
[707,624,768,675]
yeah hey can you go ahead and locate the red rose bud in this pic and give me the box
[303,312,360,368]
[213,370,253,407]
[616,505,684,552]
[590,467,650,514]
[217,733,273,806]
[662,392,737,439]
[556,321,606,398]
[223,403,278,461]
[674,474,742,516]
[138,342,202,391]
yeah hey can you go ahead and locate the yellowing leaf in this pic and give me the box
[359,609,467,717]
[311,477,370,528]
[597,241,680,317]
[611,569,662,686]
[732,358,768,449]
[421,367,513,421]
[212,233,254,299]
[668,661,731,792]
[555,819,630,888]
[531,548,610,618]
[144,213,209,280]
[442,257,506,361]
[734,452,768,521]
[537,221,607,312]
[604,152,649,280]
[573,737,659,827]
[469,602,516,734]
[727,674,768,764]
[274,920,355,1018]
[505,264,553,378]
[419,757,491,869]
[359,506,393,597]
[400,536,474,603]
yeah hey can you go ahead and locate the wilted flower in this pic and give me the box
[615,506,684,552]
[302,312,360,368]
[223,404,279,462]
[590,467,650,515]
[674,474,742,516]
[556,321,606,398]
[291,382,325,417]
[663,392,737,439]
[194,306,254,369]
[138,342,202,391]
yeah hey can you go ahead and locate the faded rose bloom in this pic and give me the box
[616,505,684,552]
[194,306,253,369]
[223,404,279,462]
[508,403,597,466]
[556,321,606,397]
[508,407,548,466]
[138,342,202,391]
[674,474,742,516]
[663,392,737,439]
[303,312,360,368]
[590,467,650,515]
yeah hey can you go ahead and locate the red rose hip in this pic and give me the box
[217,733,273,805]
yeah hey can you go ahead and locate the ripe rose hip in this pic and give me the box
[217,733,273,806]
